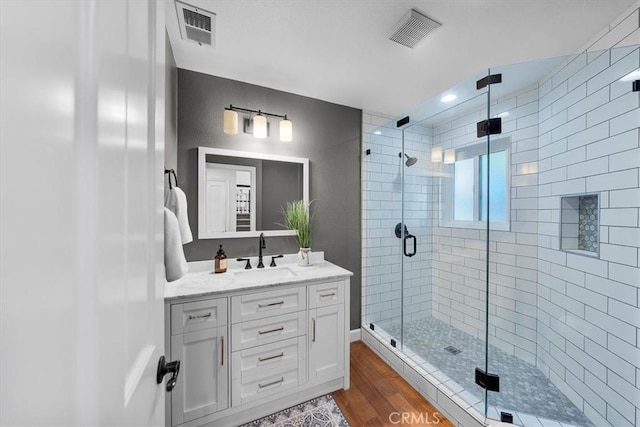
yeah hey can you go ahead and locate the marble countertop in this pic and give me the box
[164,252,353,302]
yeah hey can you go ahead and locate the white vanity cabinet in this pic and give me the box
[164,262,351,427]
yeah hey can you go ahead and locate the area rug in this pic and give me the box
[239,394,350,427]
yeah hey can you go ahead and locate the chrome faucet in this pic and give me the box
[257,232,266,268]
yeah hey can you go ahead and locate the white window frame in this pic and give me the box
[440,137,511,231]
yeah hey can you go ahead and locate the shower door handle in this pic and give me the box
[403,234,416,257]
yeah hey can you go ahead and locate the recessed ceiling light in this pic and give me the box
[374,130,382,135]
[440,94,457,103]
[497,111,510,118]
[620,69,640,82]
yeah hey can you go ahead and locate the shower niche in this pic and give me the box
[560,193,599,257]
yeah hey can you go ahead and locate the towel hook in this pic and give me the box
[164,169,178,190]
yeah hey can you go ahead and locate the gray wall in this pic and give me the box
[164,32,178,173]
[177,69,362,329]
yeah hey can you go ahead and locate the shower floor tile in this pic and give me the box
[386,317,594,427]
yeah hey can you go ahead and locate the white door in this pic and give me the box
[1,1,167,425]
[206,164,237,233]
[203,163,256,234]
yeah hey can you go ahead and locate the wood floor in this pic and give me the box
[333,341,454,427]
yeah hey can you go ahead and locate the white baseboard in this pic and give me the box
[349,328,361,342]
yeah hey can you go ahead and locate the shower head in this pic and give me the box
[404,153,418,167]
[398,152,418,166]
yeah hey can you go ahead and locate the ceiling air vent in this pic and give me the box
[175,0,216,48]
[389,9,441,49]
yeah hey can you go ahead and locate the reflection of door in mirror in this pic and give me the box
[235,171,252,231]
[204,163,256,233]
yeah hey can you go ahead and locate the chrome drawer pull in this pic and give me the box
[319,292,336,298]
[258,377,284,389]
[258,326,284,335]
[188,312,212,320]
[258,300,284,308]
[312,318,316,342]
[258,352,284,362]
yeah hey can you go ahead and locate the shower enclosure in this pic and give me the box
[362,45,639,427]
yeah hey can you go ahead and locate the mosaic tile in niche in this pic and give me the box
[578,195,598,253]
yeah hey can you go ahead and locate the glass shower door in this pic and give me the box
[483,53,602,427]
[398,70,493,422]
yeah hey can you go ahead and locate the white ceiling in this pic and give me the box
[166,0,637,117]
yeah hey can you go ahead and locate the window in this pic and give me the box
[441,138,511,230]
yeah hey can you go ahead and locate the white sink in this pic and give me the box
[234,266,298,283]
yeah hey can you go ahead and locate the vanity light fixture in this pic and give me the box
[223,105,293,141]
[443,149,456,164]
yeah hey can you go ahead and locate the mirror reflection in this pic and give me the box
[197,147,309,239]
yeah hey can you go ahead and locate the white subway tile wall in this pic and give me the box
[536,9,639,423]
[362,5,639,427]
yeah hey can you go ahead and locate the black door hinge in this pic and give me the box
[397,116,410,127]
[475,367,500,392]
[477,74,502,90]
[477,117,502,137]
[501,412,513,423]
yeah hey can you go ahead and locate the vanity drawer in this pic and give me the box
[231,336,305,381]
[231,364,301,407]
[231,286,306,323]
[171,298,227,335]
[308,280,344,308]
[231,311,305,351]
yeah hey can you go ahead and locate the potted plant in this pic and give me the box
[283,200,314,266]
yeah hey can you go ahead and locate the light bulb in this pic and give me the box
[223,109,238,135]
[280,117,292,142]
[253,114,267,138]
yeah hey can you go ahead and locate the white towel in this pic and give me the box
[164,207,188,282]
[165,186,193,244]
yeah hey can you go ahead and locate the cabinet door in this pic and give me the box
[308,304,344,382]
[171,326,228,426]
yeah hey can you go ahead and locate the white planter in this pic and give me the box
[298,248,312,266]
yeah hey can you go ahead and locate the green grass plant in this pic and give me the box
[283,200,313,248]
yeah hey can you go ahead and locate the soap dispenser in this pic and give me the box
[214,245,227,273]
